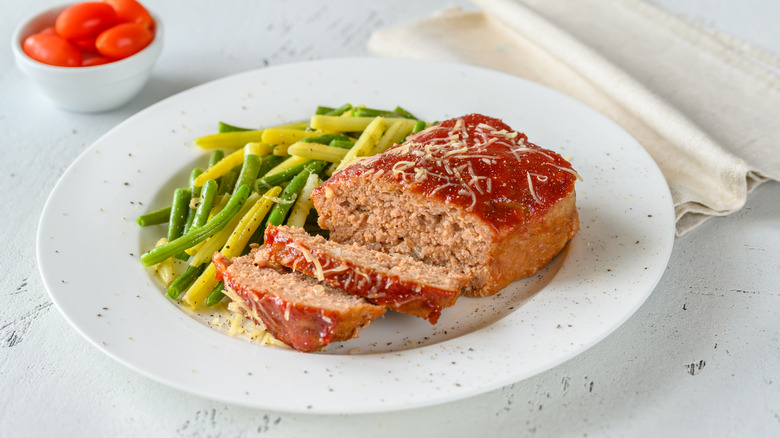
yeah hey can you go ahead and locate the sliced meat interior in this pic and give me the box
[312,113,580,297]
[264,224,465,324]
[213,248,385,352]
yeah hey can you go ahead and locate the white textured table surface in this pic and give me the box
[2,1,779,437]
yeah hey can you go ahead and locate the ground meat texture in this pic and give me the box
[213,248,385,352]
[312,113,580,297]
[264,225,465,324]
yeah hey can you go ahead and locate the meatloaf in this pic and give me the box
[213,247,385,352]
[312,113,580,297]
[264,224,465,324]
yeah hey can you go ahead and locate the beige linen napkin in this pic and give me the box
[368,0,780,235]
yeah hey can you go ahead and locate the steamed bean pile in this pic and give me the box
[137,104,426,309]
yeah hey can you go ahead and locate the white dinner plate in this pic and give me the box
[37,58,674,413]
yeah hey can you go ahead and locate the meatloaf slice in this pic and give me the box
[213,248,385,352]
[264,225,465,324]
[312,114,580,297]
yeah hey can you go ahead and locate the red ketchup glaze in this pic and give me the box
[226,279,339,352]
[328,114,579,231]
[213,253,339,353]
[264,225,457,324]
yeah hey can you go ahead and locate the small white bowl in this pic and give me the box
[11,4,163,113]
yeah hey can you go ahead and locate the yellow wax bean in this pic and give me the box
[193,121,308,149]
[221,187,281,256]
[153,238,175,286]
[194,130,264,150]
[286,173,321,228]
[372,119,415,155]
[184,188,281,309]
[244,142,273,156]
[264,155,310,177]
[325,162,339,177]
[272,144,290,157]
[309,115,405,132]
[261,129,322,146]
[287,142,349,162]
[337,117,388,170]
[182,263,219,309]
[189,193,260,267]
[193,148,245,187]
[392,120,417,145]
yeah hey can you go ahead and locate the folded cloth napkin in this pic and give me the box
[368,0,780,235]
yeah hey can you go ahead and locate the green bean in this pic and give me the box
[393,106,418,120]
[353,107,404,118]
[324,103,352,116]
[181,214,197,243]
[205,282,225,307]
[190,180,218,229]
[266,161,327,228]
[256,155,285,179]
[167,188,192,242]
[328,139,354,149]
[234,154,262,194]
[136,206,171,226]
[301,133,351,145]
[318,167,331,181]
[209,150,225,167]
[217,165,241,195]
[256,160,314,189]
[315,106,334,115]
[168,265,205,299]
[173,179,215,261]
[208,150,225,188]
[412,120,427,133]
[219,121,253,133]
[189,168,204,197]
[181,168,204,238]
[140,185,250,267]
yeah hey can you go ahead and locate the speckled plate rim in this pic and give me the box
[36,57,675,414]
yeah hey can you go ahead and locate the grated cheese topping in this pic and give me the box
[289,242,324,281]
[207,293,291,349]
[337,114,579,227]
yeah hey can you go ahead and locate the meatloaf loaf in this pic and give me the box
[264,224,465,324]
[312,113,580,297]
[213,247,385,352]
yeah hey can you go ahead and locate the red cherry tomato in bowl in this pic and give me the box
[103,0,154,29]
[23,33,83,67]
[55,2,117,40]
[72,36,98,53]
[82,56,112,66]
[95,22,153,60]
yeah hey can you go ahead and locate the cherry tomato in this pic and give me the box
[82,56,111,66]
[23,33,83,67]
[95,23,153,60]
[39,26,57,35]
[103,0,154,29]
[55,2,117,41]
[72,36,98,53]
